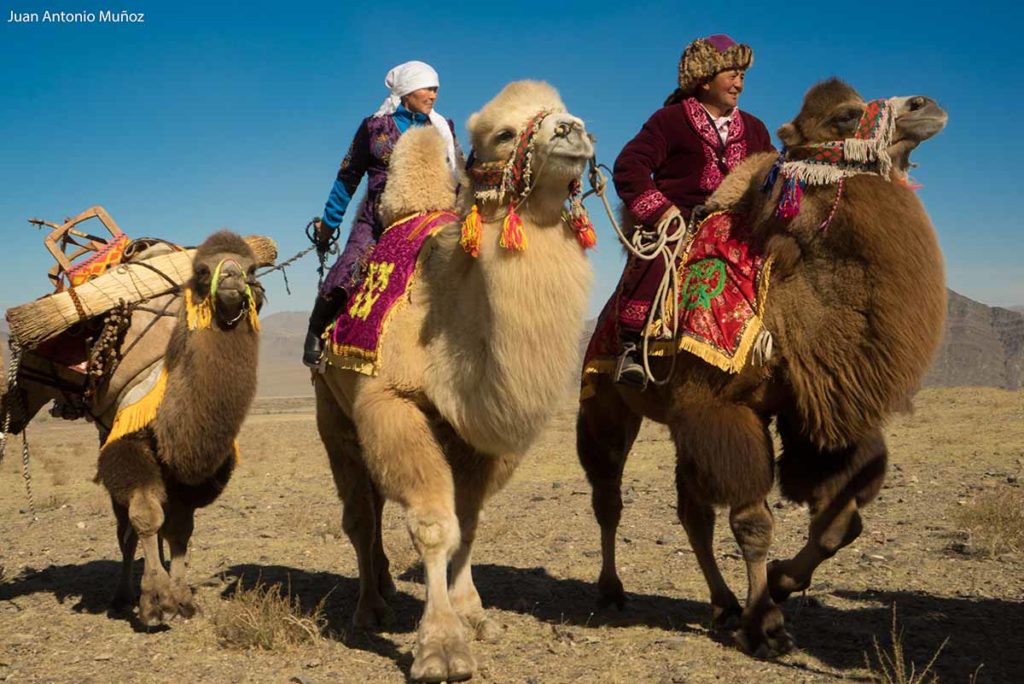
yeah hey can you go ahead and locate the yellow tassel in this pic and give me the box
[245,285,261,331]
[460,204,482,257]
[500,204,527,251]
[185,288,212,331]
[102,368,168,447]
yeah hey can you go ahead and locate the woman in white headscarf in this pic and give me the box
[303,61,462,366]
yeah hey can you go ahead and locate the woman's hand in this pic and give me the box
[314,219,335,250]
[655,205,683,233]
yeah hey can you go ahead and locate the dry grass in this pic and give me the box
[954,488,1024,557]
[213,577,328,651]
[864,606,946,684]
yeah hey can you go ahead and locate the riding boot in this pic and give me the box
[614,336,647,388]
[302,291,346,368]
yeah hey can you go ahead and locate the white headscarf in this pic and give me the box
[373,60,457,174]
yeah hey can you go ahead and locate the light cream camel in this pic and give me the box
[314,81,594,682]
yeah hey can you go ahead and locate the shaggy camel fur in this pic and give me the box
[95,231,262,625]
[578,79,947,657]
[314,81,594,682]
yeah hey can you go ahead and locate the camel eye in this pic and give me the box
[195,265,210,278]
[494,129,515,143]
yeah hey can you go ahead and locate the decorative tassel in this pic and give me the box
[573,214,597,249]
[185,288,212,331]
[245,285,261,331]
[565,178,597,249]
[461,204,483,257]
[776,175,804,220]
[500,204,527,251]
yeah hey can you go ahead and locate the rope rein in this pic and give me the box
[584,160,689,385]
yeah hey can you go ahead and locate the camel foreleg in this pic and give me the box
[161,502,198,619]
[770,420,887,603]
[730,500,793,658]
[576,380,643,609]
[449,449,520,643]
[353,383,473,683]
[315,380,394,629]
[97,435,174,626]
[675,486,741,630]
[109,499,139,613]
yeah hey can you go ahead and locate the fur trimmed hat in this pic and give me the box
[677,34,753,95]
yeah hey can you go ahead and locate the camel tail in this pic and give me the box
[378,127,458,228]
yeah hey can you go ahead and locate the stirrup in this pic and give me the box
[614,344,648,389]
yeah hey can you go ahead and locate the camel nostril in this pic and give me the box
[909,97,925,111]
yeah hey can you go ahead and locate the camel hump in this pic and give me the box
[378,126,458,227]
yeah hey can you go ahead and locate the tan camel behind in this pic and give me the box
[578,80,947,657]
[314,81,594,682]
[95,231,263,625]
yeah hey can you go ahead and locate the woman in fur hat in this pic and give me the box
[303,61,463,367]
[611,35,774,385]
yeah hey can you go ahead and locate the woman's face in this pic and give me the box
[701,69,745,111]
[402,87,438,115]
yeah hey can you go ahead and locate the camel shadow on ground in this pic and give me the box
[461,565,1023,682]
[0,560,168,633]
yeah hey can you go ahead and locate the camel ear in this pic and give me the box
[466,112,480,134]
[777,122,800,148]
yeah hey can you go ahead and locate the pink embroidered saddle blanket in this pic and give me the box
[581,211,773,396]
[328,210,457,376]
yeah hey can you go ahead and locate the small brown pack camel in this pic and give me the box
[94,231,263,625]
[314,81,595,682]
[577,79,947,656]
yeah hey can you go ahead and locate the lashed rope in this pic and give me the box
[584,160,689,386]
[1,340,37,520]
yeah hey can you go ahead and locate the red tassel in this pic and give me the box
[571,211,597,249]
[500,204,527,251]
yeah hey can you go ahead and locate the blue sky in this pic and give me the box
[2,0,1021,319]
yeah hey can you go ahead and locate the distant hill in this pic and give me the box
[925,290,1023,390]
[257,310,314,397]
[5,290,1022,398]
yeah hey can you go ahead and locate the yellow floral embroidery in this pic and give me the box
[348,261,395,321]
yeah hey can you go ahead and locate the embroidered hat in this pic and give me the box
[677,34,753,95]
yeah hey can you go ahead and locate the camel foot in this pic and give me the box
[596,571,626,610]
[352,595,395,630]
[734,626,796,659]
[170,579,197,620]
[710,598,743,632]
[733,606,795,659]
[410,637,476,683]
[457,609,502,643]
[139,571,177,627]
[767,559,809,604]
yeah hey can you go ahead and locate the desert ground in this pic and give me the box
[1,387,1021,683]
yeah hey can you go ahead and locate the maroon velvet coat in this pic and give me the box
[613,97,774,226]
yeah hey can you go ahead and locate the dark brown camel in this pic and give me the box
[95,231,262,625]
[577,79,947,657]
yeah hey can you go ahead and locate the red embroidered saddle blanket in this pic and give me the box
[582,212,772,396]
[328,210,457,376]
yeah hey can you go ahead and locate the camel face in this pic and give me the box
[190,232,263,328]
[777,79,946,174]
[468,80,594,189]
[890,96,947,144]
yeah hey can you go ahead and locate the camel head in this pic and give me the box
[466,81,594,213]
[186,230,264,331]
[777,78,947,174]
